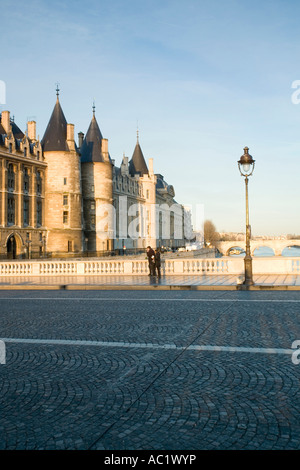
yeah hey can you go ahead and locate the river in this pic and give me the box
[228,245,300,257]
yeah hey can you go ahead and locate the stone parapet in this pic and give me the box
[0,256,299,277]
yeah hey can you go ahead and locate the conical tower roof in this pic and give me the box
[41,94,68,152]
[129,132,148,176]
[80,112,105,163]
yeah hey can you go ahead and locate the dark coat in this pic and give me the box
[154,251,161,267]
[147,248,155,264]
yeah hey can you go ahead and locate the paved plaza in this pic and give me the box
[0,288,300,451]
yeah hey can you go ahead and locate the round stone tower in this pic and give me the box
[80,108,113,253]
[41,90,83,255]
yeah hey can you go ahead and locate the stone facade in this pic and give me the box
[0,94,185,259]
[0,110,46,259]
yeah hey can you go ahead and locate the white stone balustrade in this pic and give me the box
[0,256,299,277]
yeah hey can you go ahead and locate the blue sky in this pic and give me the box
[1,0,300,236]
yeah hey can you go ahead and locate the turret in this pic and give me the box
[80,106,113,253]
[41,88,83,255]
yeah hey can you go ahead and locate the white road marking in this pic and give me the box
[0,337,293,356]
[0,297,300,303]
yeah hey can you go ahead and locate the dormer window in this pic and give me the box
[9,143,12,153]
[24,147,27,157]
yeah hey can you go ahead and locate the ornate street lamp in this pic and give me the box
[238,147,255,286]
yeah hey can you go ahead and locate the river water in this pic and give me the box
[228,246,300,257]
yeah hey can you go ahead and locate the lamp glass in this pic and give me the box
[241,163,251,175]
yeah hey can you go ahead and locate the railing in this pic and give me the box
[0,256,299,276]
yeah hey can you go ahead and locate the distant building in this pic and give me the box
[0,91,185,259]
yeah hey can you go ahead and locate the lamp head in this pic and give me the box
[238,147,255,176]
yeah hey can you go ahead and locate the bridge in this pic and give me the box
[215,239,300,256]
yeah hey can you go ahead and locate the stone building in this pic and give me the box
[0,92,185,259]
[0,110,46,259]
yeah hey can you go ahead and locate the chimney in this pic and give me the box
[121,156,129,175]
[27,121,36,141]
[101,138,110,162]
[78,131,84,148]
[67,123,75,151]
[67,123,74,141]
[1,110,11,134]
[149,158,154,176]
[101,138,108,154]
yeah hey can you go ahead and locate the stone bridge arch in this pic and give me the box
[216,239,300,256]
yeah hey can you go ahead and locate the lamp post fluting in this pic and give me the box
[238,147,255,287]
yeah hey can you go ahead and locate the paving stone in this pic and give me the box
[0,289,300,449]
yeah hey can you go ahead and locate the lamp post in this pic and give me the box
[25,233,32,260]
[238,147,255,287]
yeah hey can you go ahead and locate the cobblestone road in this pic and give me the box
[0,289,300,450]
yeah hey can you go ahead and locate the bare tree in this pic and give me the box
[204,220,219,246]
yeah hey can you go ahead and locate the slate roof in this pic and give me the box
[11,121,24,139]
[41,98,69,152]
[129,141,148,176]
[80,114,105,163]
[156,173,175,197]
[0,122,5,144]
[0,114,25,146]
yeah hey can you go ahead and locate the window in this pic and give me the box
[146,189,150,199]
[9,143,12,153]
[63,195,68,206]
[64,177,67,185]
[68,240,73,252]
[8,164,15,190]
[37,151,40,160]
[91,215,95,226]
[36,171,42,194]
[63,211,68,224]
[23,198,29,226]
[7,195,15,225]
[91,202,95,211]
[37,201,42,226]
[24,168,29,192]
[24,147,27,157]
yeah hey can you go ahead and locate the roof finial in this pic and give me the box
[92,100,95,117]
[56,82,60,100]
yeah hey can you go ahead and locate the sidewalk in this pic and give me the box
[0,273,300,290]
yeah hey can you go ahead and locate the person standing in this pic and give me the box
[154,248,161,277]
[146,246,155,276]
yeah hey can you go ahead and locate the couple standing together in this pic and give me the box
[146,246,161,277]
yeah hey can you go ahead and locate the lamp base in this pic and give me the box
[244,255,254,286]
